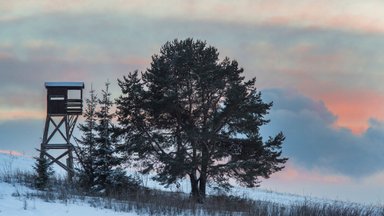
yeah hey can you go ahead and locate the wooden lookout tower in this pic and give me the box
[39,82,84,179]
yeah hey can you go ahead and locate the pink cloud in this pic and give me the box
[289,83,384,134]
[266,162,352,185]
[326,14,384,33]
[0,109,45,121]
[319,90,384,134]
[0,52,12,60]
[261,161,384,203]
[252,1,384,33]
[0,149,24,156]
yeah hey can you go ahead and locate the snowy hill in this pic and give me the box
[0,152,140,215]
[0,182,140,216]
[0,152,381,215]
[0,152,311,204]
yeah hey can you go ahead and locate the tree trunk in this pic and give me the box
[199,142,209,202]
[189,173,199,200]
[199,174,207,202]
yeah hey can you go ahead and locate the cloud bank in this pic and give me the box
[2,0,384,33]
[261,88,384,177]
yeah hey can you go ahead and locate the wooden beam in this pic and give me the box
[45,116,66,144]
[43,152,69,172]
[45,144,72,149]
[47,150,69,166]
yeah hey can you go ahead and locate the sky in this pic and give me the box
[1,0,384,204]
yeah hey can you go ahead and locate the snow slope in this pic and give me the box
[0,182,139,216]
[0,152,141,215]
[0,152,309,205]
[0,152,377,215]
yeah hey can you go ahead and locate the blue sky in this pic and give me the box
[2,0,384,203]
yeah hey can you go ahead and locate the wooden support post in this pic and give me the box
[39,114,78,181]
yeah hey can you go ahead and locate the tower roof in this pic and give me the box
[45,82,84,89]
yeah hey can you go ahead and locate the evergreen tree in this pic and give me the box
[93,82,125,194]
[33,156,54,190]
[74,87,98,190]
[116,38,287,202]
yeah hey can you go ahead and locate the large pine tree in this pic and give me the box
[116,38,287,202]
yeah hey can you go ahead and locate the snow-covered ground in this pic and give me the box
[0,152,379,215]
[0,152,141,215]
[0,182,140,216]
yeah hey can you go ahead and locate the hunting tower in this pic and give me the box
[39,82,84,179]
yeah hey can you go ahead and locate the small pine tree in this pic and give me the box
[33,156,54,190]
[74,87,98,190]
[93,81,125,194]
